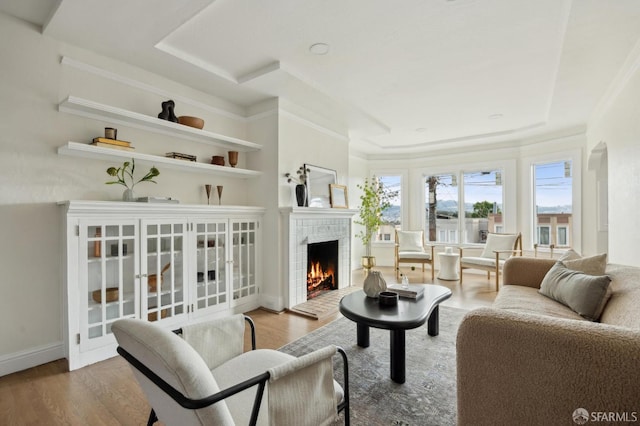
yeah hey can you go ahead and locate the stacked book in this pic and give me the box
[91,137,134,151]
[387,284,425,299]
[136,197,179,204]
[166,152,196,162]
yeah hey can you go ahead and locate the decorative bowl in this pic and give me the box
[92,287,119,303]
[178,116,205,129]
[378,291,399,307]
[211,155,225,166]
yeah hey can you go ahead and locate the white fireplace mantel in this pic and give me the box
[280,207,358,308]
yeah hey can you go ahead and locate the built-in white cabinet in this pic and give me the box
[61,201,263,370]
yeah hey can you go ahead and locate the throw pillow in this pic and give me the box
[539,262,611,321]
[562,253,607,276]
[558,249,581,262]
[397,231,423,252]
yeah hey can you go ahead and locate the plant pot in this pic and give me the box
[361,256,376,270]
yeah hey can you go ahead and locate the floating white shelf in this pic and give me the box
[58,142,262,179]
[59,96,261,152]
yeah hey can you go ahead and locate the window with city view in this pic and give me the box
[534,160,572,248]
[425,169,503,244]
[376,175,401,242]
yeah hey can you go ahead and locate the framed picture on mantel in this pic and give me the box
[305,164,337,208]
[330,184,348,208]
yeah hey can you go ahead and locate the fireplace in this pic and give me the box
[307,240,338,299]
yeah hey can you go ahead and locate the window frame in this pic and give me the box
[419,159,516,246]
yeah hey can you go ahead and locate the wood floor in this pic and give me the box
[0,267,497,425]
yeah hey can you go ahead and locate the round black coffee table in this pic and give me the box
[339,284,452,384]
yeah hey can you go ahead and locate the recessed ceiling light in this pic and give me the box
[488,113,503,120]
[416,128,428,133]
[309,43,330,55]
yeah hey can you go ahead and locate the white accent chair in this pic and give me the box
[395,230,435,281]
[112,315,349,426]
[459,232,522,291]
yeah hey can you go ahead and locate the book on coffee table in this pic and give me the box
[387,284,425,299]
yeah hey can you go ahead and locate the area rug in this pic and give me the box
[279,305,467,426]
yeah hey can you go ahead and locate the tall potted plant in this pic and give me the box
[355,176,392,271]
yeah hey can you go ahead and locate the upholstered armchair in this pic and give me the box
[113,314,349,426]
[459,232,522,291]
[395,230,435,281]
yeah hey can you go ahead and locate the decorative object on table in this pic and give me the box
[363,270,387,298]
[305,164,337,208]
[211,155,225,166]
[205,184,212,205]
[216,185,223,205]
[228,150,238,167]
[355,176,394,272]
[136,196,179,204]
[165,152,196,162]
[148,263,171,293]
[91,137,134,151]
[92,287,119,303]
[285,166,310,207]
[378,291,399,307]
[104,127,117,139]
[329,184,348,208]
[105,158,160,201]
[177,115,204,129]
[158,100,178,122]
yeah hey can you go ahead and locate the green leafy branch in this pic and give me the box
[354,176,394,257]
[106,159,159,190]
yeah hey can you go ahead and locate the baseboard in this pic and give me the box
[0,342,64,377]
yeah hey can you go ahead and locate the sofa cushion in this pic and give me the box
[562,253,607,276]
[599,264,640,330]
[397,231,423,252]
[539,262,611,321]
[480,233,518,259]
[493,285,586,321]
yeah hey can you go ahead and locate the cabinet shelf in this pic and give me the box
[58,142,262,179]
[59,96,261,152]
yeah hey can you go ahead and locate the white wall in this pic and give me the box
[587,58,640,266]
[0,13,255,370]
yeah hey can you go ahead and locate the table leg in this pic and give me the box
[390,329,406,384]
[357,323,370,348]
[428,305,440,336]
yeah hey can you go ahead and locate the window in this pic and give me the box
[376,175,401,242]
[537,226,551,245]
[425,174,459,243]
[462,170,503,243]
[533,161,572,247]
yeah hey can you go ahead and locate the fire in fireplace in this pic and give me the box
[307,240,338,299]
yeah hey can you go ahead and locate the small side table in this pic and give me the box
[438,252,460,281]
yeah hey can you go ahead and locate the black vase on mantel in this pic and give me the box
[295,184,307,207]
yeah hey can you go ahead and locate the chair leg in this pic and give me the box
[147,409,157,426]
[487,271,491,280]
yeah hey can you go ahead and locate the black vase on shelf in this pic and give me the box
[158,100,178,122]
[295,184,307,207]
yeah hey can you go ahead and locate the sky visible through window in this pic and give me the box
[535,161,572,212]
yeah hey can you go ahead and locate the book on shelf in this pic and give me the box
[387,284,424,299]
[92,137,131,147]
[136,197,179,204]
[166,152,197,162]
[91,141,135,151]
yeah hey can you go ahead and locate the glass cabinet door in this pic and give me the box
[192,220,229,315]
[80,220,138,351]
[142,220,188,324]
[231,219,258,304]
